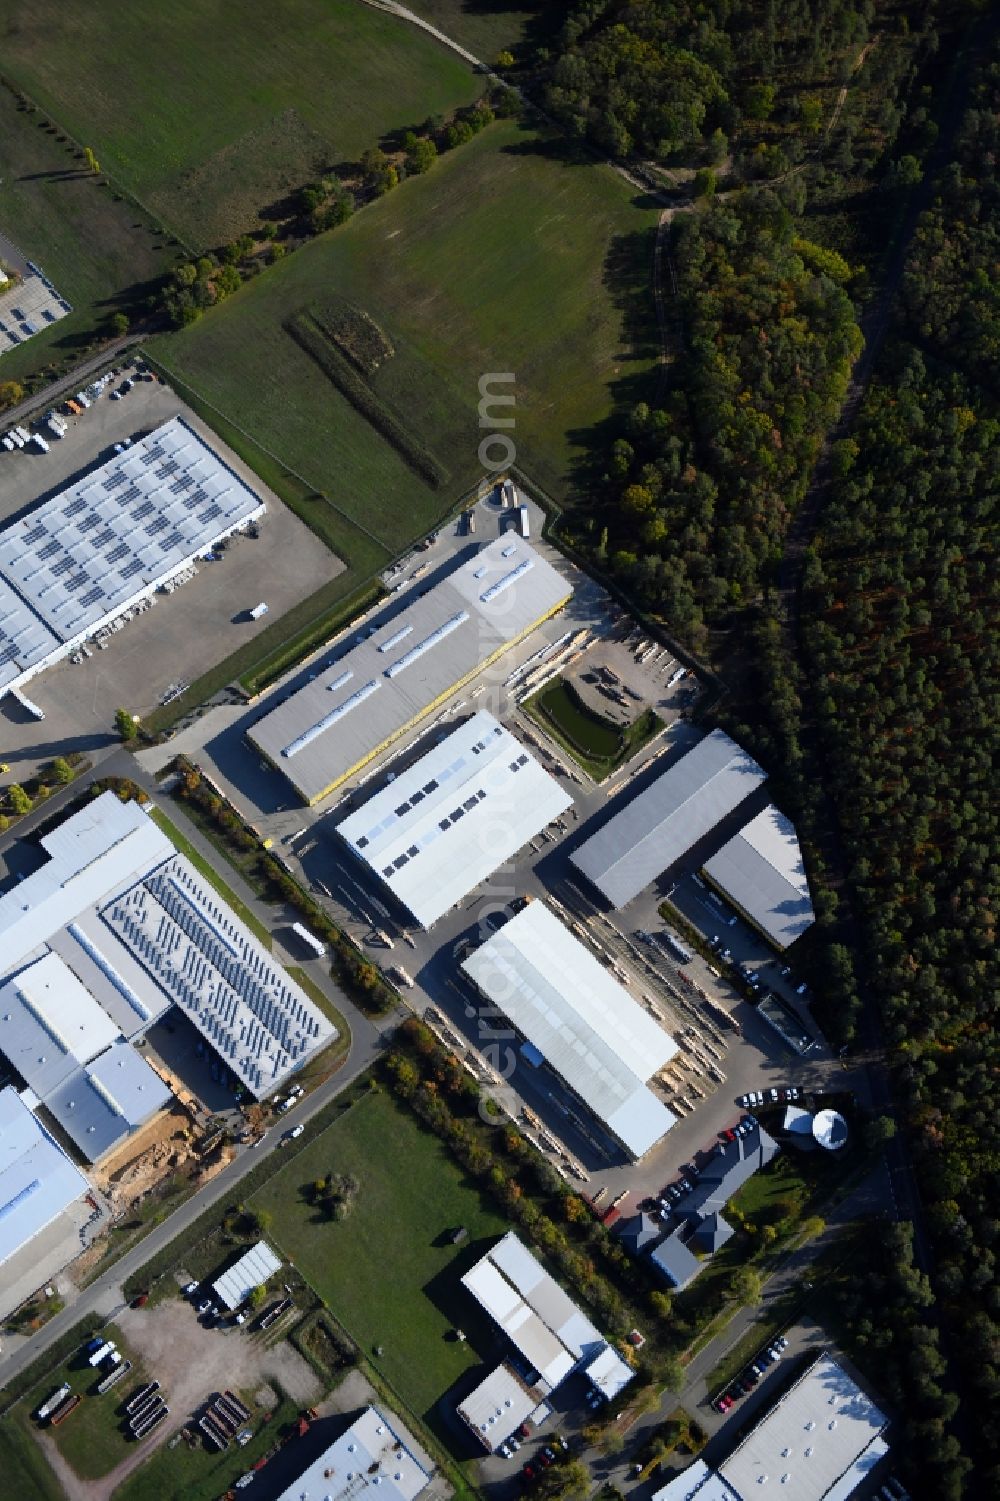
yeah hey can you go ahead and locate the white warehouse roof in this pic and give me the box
[0,1085,88,1266]
[337,712,572,927]
[211,1238,282,1310]
[249,536,572,804]
[462,1233,632,1398]
[585,1344,636,1401]
[652,1463,736,1501]
[45,1041,172,1162]
[718,1353,888,1501]
[0,793,336,1101]
[457,1363,538,1451]
[0,416,266,694]
[273,1405,431,1501]
[570,729,766,908]
[702,803,814,950]
[462,902,677,1158]
[0,952,121,1099]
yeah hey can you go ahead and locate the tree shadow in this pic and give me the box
[560,225,664,500]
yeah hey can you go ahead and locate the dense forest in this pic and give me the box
[534,4,998,1493]
[803,348,997,1495]
[798,51,1000,1491]
[558,1,943,639]
[903,68,1000,386]
[544,0,874,161]
[589,190,861,647]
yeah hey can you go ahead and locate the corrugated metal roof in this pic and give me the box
[571,729,766,908]
[47,1040,171,1162]
[461,902,676,1158]
[0,953,121,1102]
[462,1233,633,1398]
[211,1238,282,1310]
[337,711,572,927]
[249,537,572,803]
[702,803,814,950]
[719,1353,887,1501]
[0,1085,88,1266]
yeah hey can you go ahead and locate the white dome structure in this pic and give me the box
[812,1109,848,1151]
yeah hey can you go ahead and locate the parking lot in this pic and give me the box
[0,365,339,790]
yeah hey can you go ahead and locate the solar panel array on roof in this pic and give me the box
[0,417,265,696]
[337,712,573,928]
[99,855,336,1097]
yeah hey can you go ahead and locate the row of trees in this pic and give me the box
[156,90,518,328]
[172,759,397,1015]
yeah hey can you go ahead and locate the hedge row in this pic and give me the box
[286,314,446,490]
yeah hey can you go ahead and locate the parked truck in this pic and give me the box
[517,504,530,538]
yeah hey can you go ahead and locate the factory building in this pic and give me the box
[461,901,677,1160]
[701,803,814,950]
[0,417,265,697]
[336,712,572,928]
[570,729,766,909]
[248,536,572,805]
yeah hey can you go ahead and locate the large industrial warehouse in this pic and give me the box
[0,415,265,696]
[702,803,815,950]
[570,729,766,909]
[336,711,573,928]
[461,901,677,1159]
[0,1085,88,1267]
[0,792,335,1145]
[653,1353,888,1501]
[249,536,573,805]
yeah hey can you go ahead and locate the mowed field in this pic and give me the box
[250,1087,508,1421]
[150,121,659,551]
[402,0,553,57]
[0,86,172,383]
[0,0,483,248]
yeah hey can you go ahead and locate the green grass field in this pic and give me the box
[1,0,483,248]
[527,677,664,780]
[0,1420,64,1501]
[402,0,552,58]
[7,1323,144,1482]
[0,86,172,384]
[250,1087,508,1420]
[151,119,658,550]
[112,1394,300,1501]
